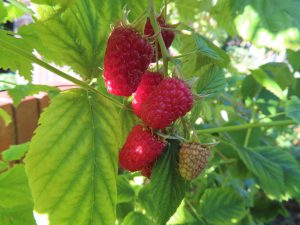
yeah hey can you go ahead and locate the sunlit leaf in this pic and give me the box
[122,212,154,225]
[0,108,11,127]
[25,89,120,225]
[1,142,29,162]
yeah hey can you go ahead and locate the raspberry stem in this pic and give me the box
[149,0,170,76]
[197,120,295,134]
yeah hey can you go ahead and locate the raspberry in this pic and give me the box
[179,143,211,181]
[132,71,164,118]
[141,164,153,179]
[144,16,175,62]
[103,27,154,96]
[141,78,193,129]
[119,125,166,172]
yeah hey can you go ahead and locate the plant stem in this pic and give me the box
[244,107,257,147]
[171,50,197,59]
[0,80,17,86]
[149,0,169,76]
[0,38,124,108]
[197,120,295,134]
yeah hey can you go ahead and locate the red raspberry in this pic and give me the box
[104,27,154,96]
[144,16,175,62]
[132,71,164,118]
[141,164,153,179]
[119,125,166,171]
[141,78,193,129]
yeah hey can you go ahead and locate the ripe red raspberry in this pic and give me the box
[141,164,153,179]
[104,27,154,96]
[132,71,164,118]
[119,125,166,172]
[144,16,175,62]
[141,78,193,129]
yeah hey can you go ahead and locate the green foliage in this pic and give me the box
[25,89,120,225]
[0,108,11,127]
[1,142,29,162]
[122,212,154,225]
[286,96,300,124]
[0,165,35,225]
[287,50,300,71]
[199,187,247,225]
[139,140,187,225]
[7,84,59,106]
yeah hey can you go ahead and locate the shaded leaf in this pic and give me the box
[139,140,187,225]
[117,175,135,204]
[286,96,300,124]
[199,187,247,225]
[122,212,154,225]
[287,49,300,71]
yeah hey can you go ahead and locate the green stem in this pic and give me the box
[197,120,295,134]
[0,38,124,108]
[171,50,197,59]
[0,80,17,86]
[244,107,257,147]
[149,0,169,76]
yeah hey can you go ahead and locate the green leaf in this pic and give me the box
[286,96,300,124]
[117,175,135,204]
[0,108,11,127]
[139,140,187,225]
[0,165,35,225]
[173,33,229,78]
[241,75,261,99]
[0,29,33,81]
[0,161,8,172]
[235,147,285,198]
[20,0,122,80]
[122,212,154,225]
[0,165,33,209]
[210,0,300,50]
[1,143,29,162]
[118,106,138,148]
[257,147,300,199]
[25,89,120,225]
[167,200,197,225]
[0,1,7,22]
[8,83,59,106]
[199,187,247,225]
[251,69,285,100]
[2,0,28,23]
[260,63,294,90]
[195,64,226,97]
[287,49,300,71]
[0,207,36,225]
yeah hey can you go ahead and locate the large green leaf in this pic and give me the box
[285,96,300,124]
[0,29,33,81]
[139,140,187,225]
[8,83,59,106]
[0,165,33,209]
[199,187,247,225]
[235,147,285,198]
[122,212,154,225]
[257,147,300,199]
[19,0,122,80]
[25,89,120,225]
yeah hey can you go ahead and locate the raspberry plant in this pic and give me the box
[0,0,300,225]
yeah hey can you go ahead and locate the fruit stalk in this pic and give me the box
[148,0,170,76]
[197,119,295,134]
[0,38,124,108]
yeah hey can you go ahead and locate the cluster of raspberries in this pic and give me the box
[103,16,193,178]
